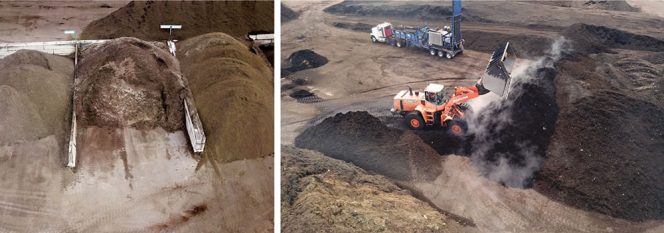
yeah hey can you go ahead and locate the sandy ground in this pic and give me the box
[0,1,128,42]
[412,156,664,233]
[0,127,272,232]
[282,0,664,232]
[626,0,664,18]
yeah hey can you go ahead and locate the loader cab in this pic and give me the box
[424,84,445,105]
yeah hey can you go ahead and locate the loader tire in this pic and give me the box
[446,119,468,137]
[405,112,425,130]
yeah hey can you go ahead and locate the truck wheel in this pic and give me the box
[405,112,425,130]
[371,36,377,43]
[429,49,436,56]
[437,50,445,58]
[396,40,403,48]
[446,119,468,137]
[446,52,453,59]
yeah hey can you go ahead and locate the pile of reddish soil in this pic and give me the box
[282,4,299,23]
[177,32,273,164]
[282,146,467,233]
[81,1,273,41]
[295,111,442,181]
[0,50,73,145]
[532,24,664,221]
[282,49,328,77]
[75,37,187,131]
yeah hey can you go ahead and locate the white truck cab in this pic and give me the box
[370,22,393,43]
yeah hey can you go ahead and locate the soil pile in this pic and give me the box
[324,1,492,23]
[463,31,553,56]
[282,4,299,23]
[332,22,373,32]
[177,32,273,163]
[282,49,328,77]
[324,2,454,20]
[561,23,664,54]
[0,50,73,145]
[81,1,273,41]
[295,111,442,181]
[532,1,639,12]
[282,146,468,233]
[532,24,664,221]
[75,37,187,131]
[466,67,559,188]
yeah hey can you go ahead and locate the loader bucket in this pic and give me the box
[480,42,516,97]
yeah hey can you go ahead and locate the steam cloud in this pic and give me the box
[465,37,570,188]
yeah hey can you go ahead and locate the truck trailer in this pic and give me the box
[370,0,464,59]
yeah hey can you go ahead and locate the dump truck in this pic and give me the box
[390,42,516,136]
[370,0,464,59]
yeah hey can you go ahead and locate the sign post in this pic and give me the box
[160,24,182,41]
[64,30,77,65]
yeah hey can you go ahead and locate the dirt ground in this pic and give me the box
[80,1,273,41]
[282,0,664,231]
[0,1,127,42]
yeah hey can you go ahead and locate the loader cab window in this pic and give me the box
[425,91,444,105]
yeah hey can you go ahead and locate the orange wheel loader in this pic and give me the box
[390,42,516,137]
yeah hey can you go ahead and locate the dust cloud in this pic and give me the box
[465,37,569,188]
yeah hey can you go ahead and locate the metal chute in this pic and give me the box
[480,41,516,97]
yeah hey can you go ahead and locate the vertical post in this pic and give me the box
[63,29,78,168]
[74,41,78,65]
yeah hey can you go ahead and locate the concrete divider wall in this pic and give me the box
[0,40,108,58]
[184,98,206,153]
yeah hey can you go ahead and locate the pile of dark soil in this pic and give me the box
[532,24,664,221]
[324,1,491,23]
[295,111,442,181]
[468,67,559,188]
[282,146,464,233]
[288,89,323,104]
[75,37,187,132]
[530,1,639,12]
[463,30,553,56]
[81,1,273,41]
[324,2,453,20]
[177,32,273,164]
[282,49,328,77]
[331,22,373,32]
[0,50,73,145]
[256,43,274,67]
[282,3,299,23]
[561,23,664,54]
